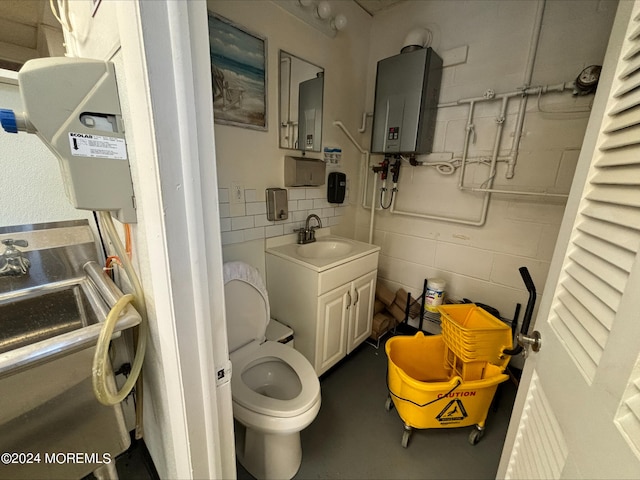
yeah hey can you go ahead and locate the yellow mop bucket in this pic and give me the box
[385,332,509,447]
[438,304,513,365]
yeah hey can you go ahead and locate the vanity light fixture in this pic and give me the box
[276,0,348,38]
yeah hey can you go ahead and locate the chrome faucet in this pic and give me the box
[295,214,323,244]
[0,239,31,277]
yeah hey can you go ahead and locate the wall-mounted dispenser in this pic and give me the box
[285,155,326,186]
[327,172,346,204]
[266,188,289,221]
[298,73,324,151]
[0,57,136,223]
[371,47,443,155]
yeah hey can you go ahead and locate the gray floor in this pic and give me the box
[238,334,518,480]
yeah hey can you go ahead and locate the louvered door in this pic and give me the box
[498,1,640,478]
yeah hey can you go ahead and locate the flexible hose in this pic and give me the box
[92,294,140,404]
[93,211,148,437]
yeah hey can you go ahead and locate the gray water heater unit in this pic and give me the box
[371,47,443,155]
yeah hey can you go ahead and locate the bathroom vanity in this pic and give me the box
[265,230,380,376]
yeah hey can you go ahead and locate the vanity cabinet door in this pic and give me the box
[347,271,377,354]
[316,284,349,375]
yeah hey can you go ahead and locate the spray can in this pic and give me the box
[424,278,446,312]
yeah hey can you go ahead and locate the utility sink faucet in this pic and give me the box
[295,214,323,244]
[0,239,31,277]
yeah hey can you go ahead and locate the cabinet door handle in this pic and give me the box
[354,289,359,305]
[346,291,352,309]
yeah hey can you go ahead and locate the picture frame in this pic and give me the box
[208,12,268,131]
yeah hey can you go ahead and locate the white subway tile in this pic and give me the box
[288,200,299,212]
[298,199,313,210]
[254,214,273,227]
[231,216,254,230]
[334,206,346,216]
[218,188,229,204]
[220,217,231,232]
[265,224,284,238]
[246,201,266,215]
[292,211,307,222]
[322,207,335,217]
[219,203,230,218]
[229,203,246,217]
[289,189,306,200]
[244,227,265,241]
[305,188,325,199]
[313,199,330,209]
[221,230,244,246]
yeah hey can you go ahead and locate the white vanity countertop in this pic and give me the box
[265,228,380,272]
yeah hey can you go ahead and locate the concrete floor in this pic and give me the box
[103,332,518,480]
[238,334,518,480]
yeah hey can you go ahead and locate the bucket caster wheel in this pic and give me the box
[468,425,485,446]
[384,395,394,412]
[401,425,412,448]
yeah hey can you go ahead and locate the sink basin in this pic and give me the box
[0,261,140,378]
[296,239,353,259]
[266,229,381,272]
[0,283,100,355]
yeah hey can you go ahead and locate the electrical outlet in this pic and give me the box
[230,183,244,204]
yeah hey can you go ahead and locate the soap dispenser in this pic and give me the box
[266,188,289,221]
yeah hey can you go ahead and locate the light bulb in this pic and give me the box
[316,1,332,20]
[331,13,347,31]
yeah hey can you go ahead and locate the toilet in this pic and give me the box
[223,261,321,480]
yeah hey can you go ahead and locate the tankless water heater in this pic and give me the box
[371,47,443,155]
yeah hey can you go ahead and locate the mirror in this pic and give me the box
[279,51,324,152]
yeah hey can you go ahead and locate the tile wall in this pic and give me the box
[219,185,348,246]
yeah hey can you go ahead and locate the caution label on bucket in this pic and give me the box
[436,399,468,424]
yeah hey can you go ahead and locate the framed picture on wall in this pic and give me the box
[208,12,267,131]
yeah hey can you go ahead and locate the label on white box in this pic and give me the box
[68,132,127,160]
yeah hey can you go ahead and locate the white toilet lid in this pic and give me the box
[223,261,270,353]
[231,341,320,418]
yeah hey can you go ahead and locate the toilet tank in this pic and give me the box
[371,47,443,155]
[266,319,294,348]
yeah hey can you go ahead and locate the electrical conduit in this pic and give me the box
[333,120,377,243]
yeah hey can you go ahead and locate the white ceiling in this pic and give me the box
[0,0,62,70]
[354,0,405,16]
[0,0,404,70]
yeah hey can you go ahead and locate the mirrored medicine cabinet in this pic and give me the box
[278,50,324,152]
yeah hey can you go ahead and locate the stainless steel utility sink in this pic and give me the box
[0,220,139,479]
[0,262,140,378]
[0,284,98,354]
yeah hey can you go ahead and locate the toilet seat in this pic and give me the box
[231,340,320,418]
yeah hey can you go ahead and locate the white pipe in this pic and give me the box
[359,112,373,133]
[391,97,508,226]
[390,196,493,226]
[333,121,379,242]
[333,120,366,154]
[461,186,568,198]
[369,173,377,243]
[506,0,546,179]
[458,101,476,188]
